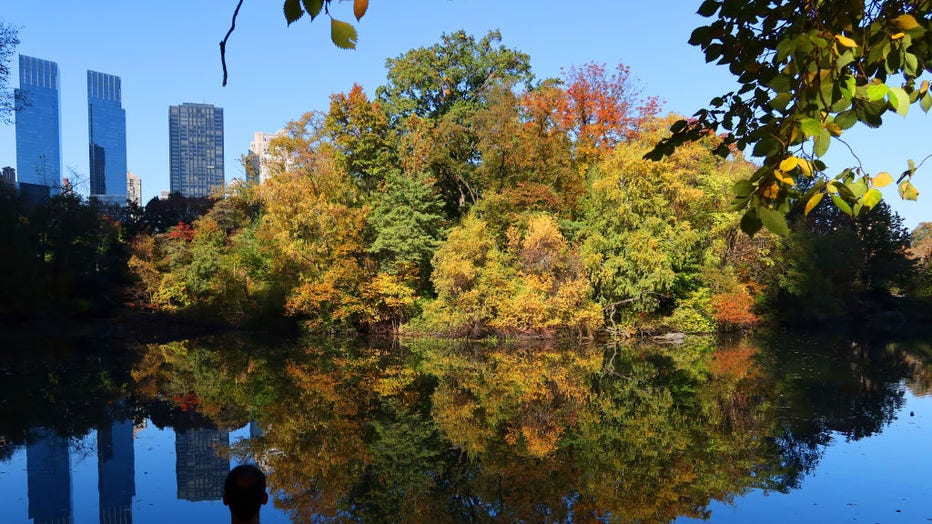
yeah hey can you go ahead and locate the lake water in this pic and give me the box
[1,331,930,523]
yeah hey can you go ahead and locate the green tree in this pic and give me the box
[0,21,20,123]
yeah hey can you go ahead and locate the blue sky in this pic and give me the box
[0,1,929,228]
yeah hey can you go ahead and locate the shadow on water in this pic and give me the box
[2,330,931,522]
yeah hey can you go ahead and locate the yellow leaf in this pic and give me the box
[826,182,839,194]
[835,34,858,48]
[798,158,813,177]
[779,156,799,172]
[891,32,906,40]
[774,169,796,185]
[921,80,929,95]
[762,182,781,199]
[353,0,369,21]
[872,172,894,188]
[893,14,920,31]
[805,192,824,216]
[825,122,842,136]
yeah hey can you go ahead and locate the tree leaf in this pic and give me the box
[302,0,324,19]
[872,172,894,188]
[831,195,853,215]
[733,179,755,197]
[331,18,358,49]
[799,117,821,137]
[893,14,921,31]
[740,210,763,237]
[835,108,857,129]
[798,158,813,177]
[284,0,304,25]
[888,86,910,116]
[353,0,369,21]
[899,180,920,200]
[866,83,889,101]
[813,129,831,157]
[835,34,857,48]
[752,137,781,158]
[697,0,719,17]
[779,156,799,172]
[804,191,824,216]
[758,206,788,236]
[861,188,882,209]
[922,92,932,113]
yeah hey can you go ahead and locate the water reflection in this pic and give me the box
[1,332,931,523]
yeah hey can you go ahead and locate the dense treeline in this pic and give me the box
[3,31,926,336]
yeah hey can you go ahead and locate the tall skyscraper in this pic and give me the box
[126,170,142,206]
[15,55,62,202]
[169,103,224,197]
[88,70,128,205]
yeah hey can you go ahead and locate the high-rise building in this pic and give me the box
[15,55,62,202]
[169,103,224,197]
[126,170,142,206]
[88,70,128,205]
[248,130,285,184]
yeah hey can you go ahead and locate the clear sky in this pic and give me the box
[0,1,929,229]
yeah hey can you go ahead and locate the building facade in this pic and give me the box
[15,55,62,201]
[88,70,128,205]
[126,170,142,206]
[248,130,285,184]
[169,103,224,197]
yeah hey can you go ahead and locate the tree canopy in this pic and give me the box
[234,1,932,237]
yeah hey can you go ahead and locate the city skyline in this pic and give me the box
[0,1,929,227]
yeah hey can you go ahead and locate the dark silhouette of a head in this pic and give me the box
[223,464,268,522]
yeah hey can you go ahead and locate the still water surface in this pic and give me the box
[1,332,930,523]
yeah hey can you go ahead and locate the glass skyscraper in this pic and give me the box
[88,70,128,205]
[15,55,62,201]
[169,103,224,197]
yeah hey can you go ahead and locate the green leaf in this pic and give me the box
[740,210,763,237]
[813,129,831,157]
[752,137,782,158]
[866,83,889,101]
[302,0,324,19]
[921,92,932,113]
[893,14,921,31]
[733,179,755,197]
[888,86,910,116]
[831,195,853,215]
[905,53,919,76]
[284,0,304,25]
[758,207,789,236]
[799,117,821,137]
[834,109,857,129]
[845,178,868,198]
[861,188,882,210]
[768,75,792,93]
[697,0,719,17]
[331,18,358,49]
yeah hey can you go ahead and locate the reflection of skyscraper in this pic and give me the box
[15,55,62,202]
[98,419,135,524]
[26,429,72,524]
[175,428,229,501]
[88,70,128,205]
[169,103,224,197]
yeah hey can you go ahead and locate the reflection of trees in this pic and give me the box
[119,332,932,523]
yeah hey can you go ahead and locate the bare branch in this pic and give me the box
[220,0,246,87]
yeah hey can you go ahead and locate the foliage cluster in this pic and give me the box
[115,30,927,336]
